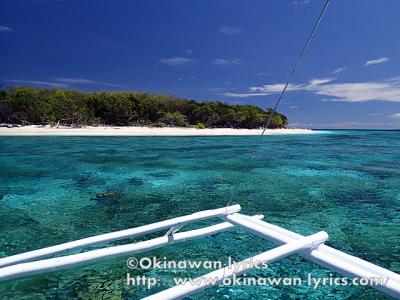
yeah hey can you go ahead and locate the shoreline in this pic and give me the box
[0,125,317,136]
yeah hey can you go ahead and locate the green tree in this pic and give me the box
[0,86,288,129]
[160,112,188,127]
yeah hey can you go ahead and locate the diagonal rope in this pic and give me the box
[225,0,331,211]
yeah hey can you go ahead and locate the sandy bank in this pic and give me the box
[0,126,317,136]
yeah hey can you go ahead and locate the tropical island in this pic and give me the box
[0,86,288,129]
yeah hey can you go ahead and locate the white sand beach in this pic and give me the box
[0,125,316,136]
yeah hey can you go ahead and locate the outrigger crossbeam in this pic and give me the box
[0,205,399,299]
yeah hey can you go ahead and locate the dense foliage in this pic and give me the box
[0,87,288,128]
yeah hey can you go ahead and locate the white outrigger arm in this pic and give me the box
[0,205,399,299]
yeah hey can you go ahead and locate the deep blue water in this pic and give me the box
[0,131,399,299]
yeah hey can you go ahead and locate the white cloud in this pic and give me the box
[392,113,400,119]
[222,92,270,98]
[159,57,195,66]
[218,25,243,35]
[212,58,241,65]
[365,57,389,66]
[289,105,299,109]
[177,76,196,81]
[310,81,400,102]
[2,79,68,88]
[222,76,400,102]
[248,82,303,93]
[2,78,124,88]
[0,25,13,33]
[332,67,346,74]
[292,121,399,130]
[184,49,193,56]
[293,0,310,5]
[309,78,335,85]
[55,78,123,87]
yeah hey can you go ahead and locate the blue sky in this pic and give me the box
[1,0,400,129]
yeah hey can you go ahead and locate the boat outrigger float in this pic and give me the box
[0,205,399,299]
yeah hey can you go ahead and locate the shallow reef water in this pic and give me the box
[0,130,399,299]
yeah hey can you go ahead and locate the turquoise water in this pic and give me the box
[0,131,399,299]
